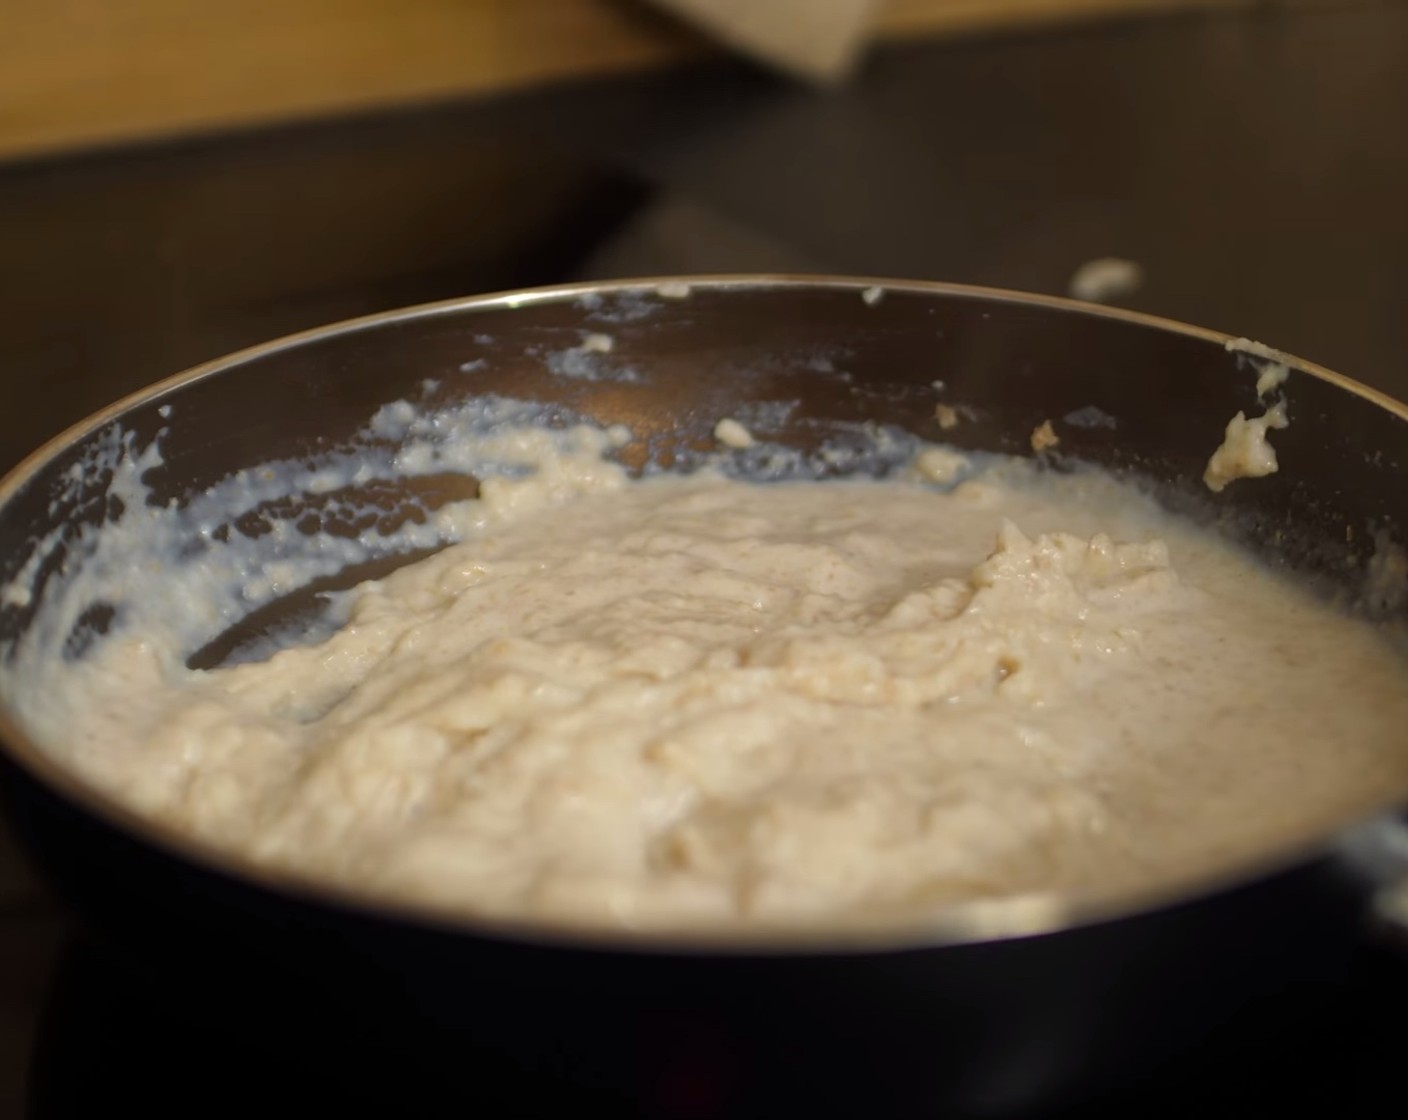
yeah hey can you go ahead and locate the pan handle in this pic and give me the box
[1336,811,1408,950]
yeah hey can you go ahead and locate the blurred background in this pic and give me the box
[0,0,1406,1112]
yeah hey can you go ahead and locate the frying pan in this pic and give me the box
[1,277,1405,1117]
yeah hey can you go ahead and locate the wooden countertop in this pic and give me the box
[3,0,1259,161]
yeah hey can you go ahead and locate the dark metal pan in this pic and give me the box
[1,277,1405,1117]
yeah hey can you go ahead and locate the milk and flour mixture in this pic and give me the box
[6,408,1408,935]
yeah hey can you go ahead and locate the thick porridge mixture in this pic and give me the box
[7,421,1408,934]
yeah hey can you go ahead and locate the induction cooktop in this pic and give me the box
[20,934,1405,1119]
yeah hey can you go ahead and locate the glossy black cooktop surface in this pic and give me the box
[23,937,1408,1119]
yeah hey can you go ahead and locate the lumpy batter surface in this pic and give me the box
[13,455,1408,934]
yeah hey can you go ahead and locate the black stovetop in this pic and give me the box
[21,936,1408,1118]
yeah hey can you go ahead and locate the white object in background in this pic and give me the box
[1069,257,1144,304]
[650,0,883,80]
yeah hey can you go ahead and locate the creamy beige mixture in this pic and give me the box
[23,447,1408,936]
[1030,420,1060,453]
[1205,338,1292,493]
[1204,401,1288,492]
